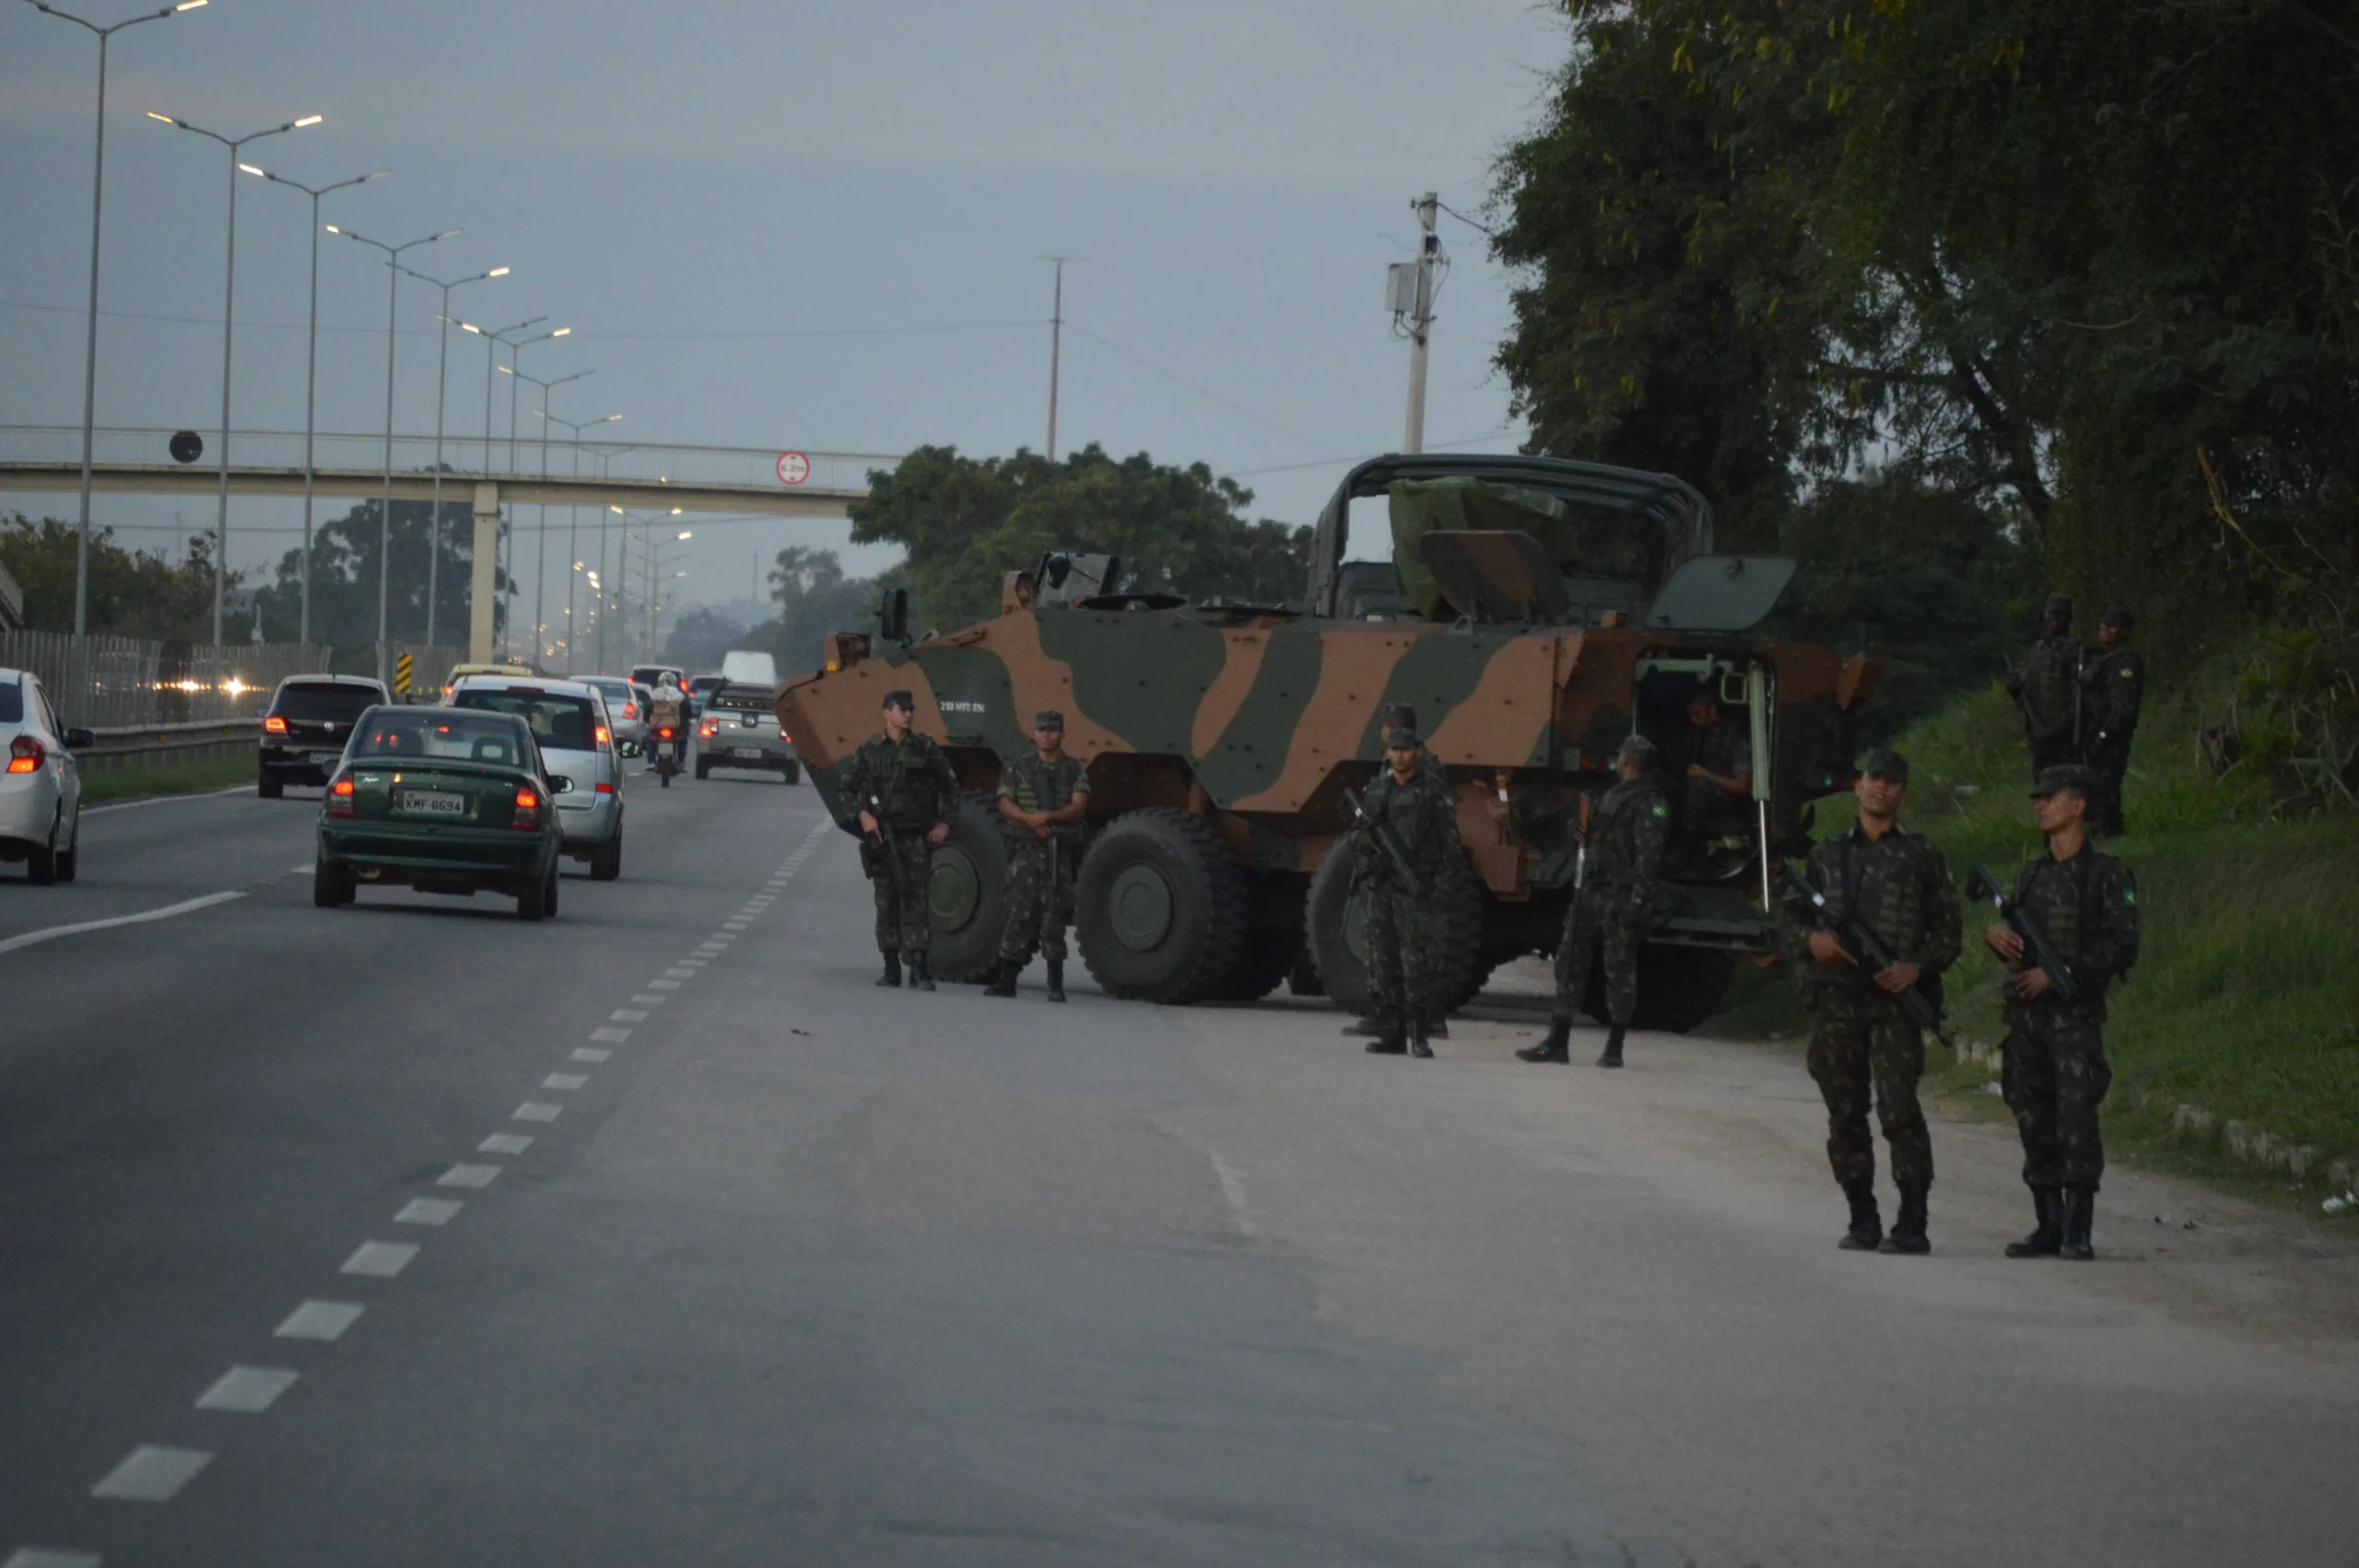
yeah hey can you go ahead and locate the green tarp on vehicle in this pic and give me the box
[1388,476,1659,620]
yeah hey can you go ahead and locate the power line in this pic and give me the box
[0,296,1042,344]
[1223,428,1516,478]
[1435,199,1497,240]
[1062,323,1329,451]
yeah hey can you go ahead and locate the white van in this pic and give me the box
[719,649,778,688]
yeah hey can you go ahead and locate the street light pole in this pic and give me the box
[150,106,323,645]
[512,368,590,668]
[248,165,387,646]
[328,224,458,688]
[401,270,509,653]
[459,316,544,658]
[20,0,208,637]
[544,411,618,673]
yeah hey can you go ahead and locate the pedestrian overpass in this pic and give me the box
[0,425,896,660]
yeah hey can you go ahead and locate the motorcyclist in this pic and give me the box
[649,675,689,769]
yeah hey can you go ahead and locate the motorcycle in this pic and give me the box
[653,725,680,788]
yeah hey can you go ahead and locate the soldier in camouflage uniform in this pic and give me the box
[986,709,1091,1002]
[1344,703,1452,1041]
[1667,689,1753,860]
[2005,592,2086,778]
[840,689,961,991]
[2078,608,2144,839]
[1354,720,1462,1059]
[1513,734,1669,1070]
[1784,747,1961,1254]
[1984,764,2141,1261]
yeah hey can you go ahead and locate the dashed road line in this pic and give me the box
[590,1025,631,1042]
[571,1047,612,1063]
[6,1547,104,1567]
[275,1301,363,1340]
[438,1164,501,1189]
[90,1445,210,1503]
[630,993,666,1005]
[397,1198,464,1225]
[647,978,681,991]
[610,1009,649,1023]
[513,1102,563,1122]
[479,1133,533,1155]
[662,965,696,978]
[340,1242,417,1279]
[542,1073,588,1092]
[0,891,246,960]
[194,1365,299,1414]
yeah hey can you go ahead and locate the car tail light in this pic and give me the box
[699,721,717,738]
[512,785,542,830]
[623,702,637,720]
[327,775,356,816]
[7,736,42,774]
[780,728,792,743]
[595,780,615,794]
[264,714,288,734]
[595,723,612,748]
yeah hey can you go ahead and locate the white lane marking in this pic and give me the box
[397,1198,464,1225]
[288,863,311,874]
[571,1047,611,1063]
[438,1164,500,1189]
[694,943,727,954]
[6,1550,104,1568]
[542,1073,588,1092]
[630,993,665,1005]
[513,1102,562,1122]
[1206,1150,1263,1240]
[590,1026,630,1043]
[340,1241,418,1278]
[647,979,680,991]
[721,921,748,931]
[79,783,250,816]
[90,1445,211,1503]
[0,892,246,960]
[610,1009,649,1023]
[676,958,707,969]
[661,966,695,978]
[194,1365,299,1414]
[479,1133,533,1154]
[275,1301,363,1340]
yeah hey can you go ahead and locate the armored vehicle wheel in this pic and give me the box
[925,792,1015,983]
[1214,871,1307,1001]
[1074,808,1247,1003]
[1627,945,1737,1034]
[1219,936,1297,1002]
[1306,839,1486,1018]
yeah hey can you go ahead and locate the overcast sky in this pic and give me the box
[1,0,1566,639]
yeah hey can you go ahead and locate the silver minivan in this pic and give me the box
[448,675,626,881]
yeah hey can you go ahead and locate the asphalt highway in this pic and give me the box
[3,766,2355,1567]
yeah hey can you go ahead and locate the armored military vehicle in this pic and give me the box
[779,453,1879,1028]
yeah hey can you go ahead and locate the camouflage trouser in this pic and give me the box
[998,837,1076,963]
[1555,883,1641,1025]
[2086,743,2130,838]
[1366,883,1439,1022]
[1804,990,1933,1188]
[862,832,933,954]
[2002,1010,2112,1190]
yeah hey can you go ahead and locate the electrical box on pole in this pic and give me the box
[1384,263,1421,315]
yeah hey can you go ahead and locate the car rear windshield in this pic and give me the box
[0,676,22,725]
[690,676,725,695]
[587,680,635,708]
[629,666,680,686]
[352,712,533,766]
[454,687,602,751]
[273,682,380,722]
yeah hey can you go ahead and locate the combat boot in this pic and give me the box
[984,958,1018,998]
[1596,1024,1626,1069]
[1364,1015,1407,1056]
[2004,1187,2062,1258]
[1838,1180,1884,1251]
[1046,960,1066,1003]
[1408,1016,1434,1059]
[1515,1016,1572,1064]
[1880,1180,1931,1255]
[1343,1017,1382,1037]
[2060,1186,2096,1261]
[908,952,937,992]
[874,952,902,989]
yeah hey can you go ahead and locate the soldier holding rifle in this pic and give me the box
[1975,764,2142,1261]
[2005,593,2085,778]
[2079,608,2145,838]
[1347,718,1461,1059]
[1782,747,1961,1255]
[841,689,960,991]
[986,710,1091,1002]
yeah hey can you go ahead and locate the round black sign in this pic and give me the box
[169,430,204,464]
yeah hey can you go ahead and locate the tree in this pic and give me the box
[0,512,244,643]
[249,496,487,655]
[663,607,746,673]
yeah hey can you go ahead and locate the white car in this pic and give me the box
[581,675,651,758]
[0,667,92,884]
[447,674,627,881]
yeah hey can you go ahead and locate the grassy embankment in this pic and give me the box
[78,755,256,805]
[1718,680,2359,1203]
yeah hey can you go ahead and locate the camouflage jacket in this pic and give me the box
[999,752,1090,846]
[1784,824,1962,993]
[2003,847,2141,1022]
[2080,648,2145,752]
[1669,720,1752,784]
[1585,776,1670,892]
[841,730,960,830]
[1352,766,1462,889]
[2020,634,2084,742]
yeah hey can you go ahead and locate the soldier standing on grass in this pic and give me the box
[1785,748,1961,1255]
[1986,765,2142,1262]
[1508,734,1668,1071]
[986,710,1090,1002]
[841,689,960,991]
[1355,720,1461,1059]
[2006,593,2085,778]
[2079,609,2145,839]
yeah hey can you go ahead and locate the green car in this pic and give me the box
[314,706,573,920]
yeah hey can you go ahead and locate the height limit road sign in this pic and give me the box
[776,451,811,486]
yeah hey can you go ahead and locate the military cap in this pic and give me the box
[2031,764,2095,799]
[880,689,915,711]
[1034,709,1064,730]
[1384,725,1423,749]
[1859,746,1910,785]
[2045,592,2073,616]
[1616,733,1659,768]
[2101,606,2133,632]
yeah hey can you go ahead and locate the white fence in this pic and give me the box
[0,630,331,728]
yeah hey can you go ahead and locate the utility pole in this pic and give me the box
[1040,255,1073,461]
[1401,192,1438,455]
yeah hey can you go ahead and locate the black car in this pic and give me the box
[260,675,390,797]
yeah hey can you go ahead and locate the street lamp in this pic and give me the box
[544,410,619,672]
[509,365,591,667]
[18,0,209,638]
[457,315,544,657]
[399,266,509,652]
[497,327,569,478]
[150,104,323,644]
[245,164,388,646]
[328,223,457,689]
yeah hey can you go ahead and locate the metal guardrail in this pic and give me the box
[76,720,257,774]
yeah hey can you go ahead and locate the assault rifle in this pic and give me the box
[1966,861,2082,1006]
[1343,785,1427,899]
[1778,863,1951,1045]
[864,790,910,913]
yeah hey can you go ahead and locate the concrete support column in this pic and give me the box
[469,480,499,661]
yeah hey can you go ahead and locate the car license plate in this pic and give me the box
[733,747,764,759]
[396,790,467,817]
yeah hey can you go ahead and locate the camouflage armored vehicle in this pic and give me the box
[779,453,1880,1028]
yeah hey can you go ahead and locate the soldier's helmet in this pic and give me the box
[2031,763,2096,799]
[1860,746,1910,785]
[2045,592,2073,619]
[1616,733,1660,771]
